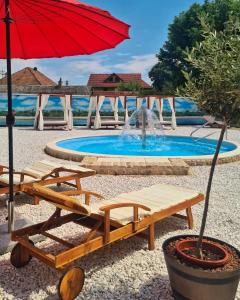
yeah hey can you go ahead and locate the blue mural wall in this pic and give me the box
[0,94,201,114]
[0,94,37,112]
[126,97,199,113]
[0,94,200,125]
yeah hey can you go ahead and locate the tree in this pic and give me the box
[149,0,240,93]
[179,17,240,256]
[117,79,143,93]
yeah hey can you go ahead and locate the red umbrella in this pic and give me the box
[0,0,130,231]
[0,0,130,58]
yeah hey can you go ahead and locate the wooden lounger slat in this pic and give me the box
[42,232,75,249]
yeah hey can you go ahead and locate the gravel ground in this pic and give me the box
[0,126,239,300]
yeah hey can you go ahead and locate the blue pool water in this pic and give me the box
[56,135,237,157]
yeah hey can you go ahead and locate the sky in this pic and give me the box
[0,0,204,86]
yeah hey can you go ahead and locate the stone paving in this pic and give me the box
[81,156,190,175]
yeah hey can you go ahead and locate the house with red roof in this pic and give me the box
[0,67,56,86]
[87,73,151,91]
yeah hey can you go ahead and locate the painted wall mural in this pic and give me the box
[0,94,201,116]
[0,94,206,126]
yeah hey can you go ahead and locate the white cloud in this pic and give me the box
[71,59,111,74]
[0,59,59,84]
[13,104,31,111]
[74,97,89,101]
[51,53,157,85]
[0,53,157,85]
[113,54,157,83]
[0,59,41,74]
[44,56,112,85]
[46,100,57,107]
[78,101,89,106]
[20,99,36,106]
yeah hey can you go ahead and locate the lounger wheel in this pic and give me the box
[10,240,34,268]
[58,267,85,300]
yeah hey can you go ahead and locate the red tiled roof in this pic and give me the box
[87,73,151,88]
[0,67,56,86]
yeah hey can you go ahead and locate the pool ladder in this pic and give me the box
[190,125,228,140]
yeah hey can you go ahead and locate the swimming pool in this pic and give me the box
[45,134,240,166]
[55,135,236,157]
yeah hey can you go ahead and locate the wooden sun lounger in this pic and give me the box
[43,119,69,129]
[89,116,125,128]
[0,160,95,204]
[10,183,204,300]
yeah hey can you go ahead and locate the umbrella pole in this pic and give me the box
[4,0,15,233]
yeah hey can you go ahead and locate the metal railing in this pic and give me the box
[190,122,228,140]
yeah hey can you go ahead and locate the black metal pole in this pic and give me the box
[4,0,14,232]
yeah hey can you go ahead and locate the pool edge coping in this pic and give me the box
[45,135,240,166]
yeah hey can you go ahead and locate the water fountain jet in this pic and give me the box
[122,107,163,149]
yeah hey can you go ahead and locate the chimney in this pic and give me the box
[58,77,63,88]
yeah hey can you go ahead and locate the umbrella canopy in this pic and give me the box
[0,0,130,232]
[0,0,130,58]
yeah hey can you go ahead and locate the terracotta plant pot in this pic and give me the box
[175,238,230,268]
[162,235,240,300]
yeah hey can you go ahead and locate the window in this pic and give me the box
[104,74,122,83]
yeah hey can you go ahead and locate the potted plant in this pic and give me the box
[162,17,240,300]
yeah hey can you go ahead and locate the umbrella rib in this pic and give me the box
[53,0,130,39]
[42,0,129,28]
[32,5,118,49]
[18,0,91,55]
[60,1,117,22]
[14,0,62,58]
[26,0,129,42]
[1,0,129,58]
[0,1,4,16]
[9,3,27,58]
